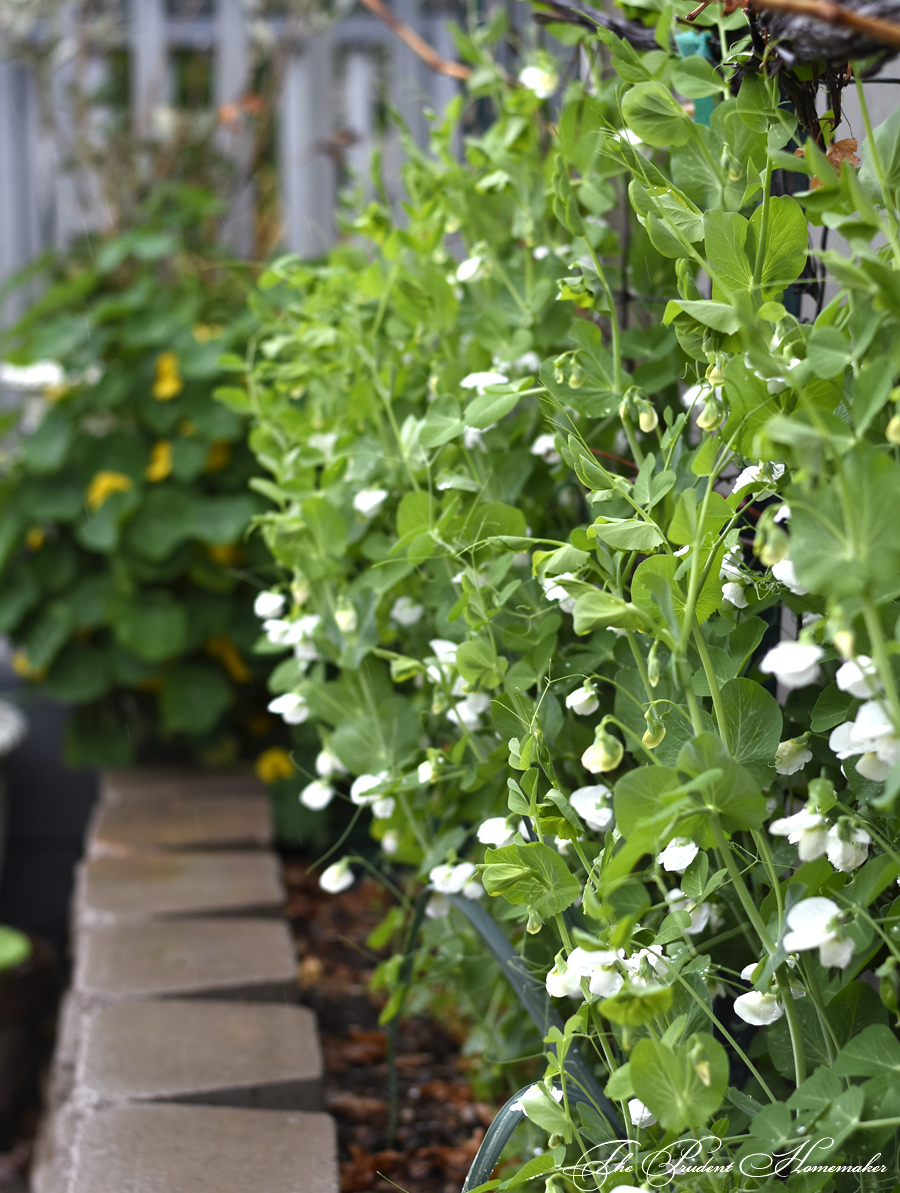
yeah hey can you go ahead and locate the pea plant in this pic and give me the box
[248,4,900,1183]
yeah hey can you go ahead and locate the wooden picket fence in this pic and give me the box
[0,0,465,314]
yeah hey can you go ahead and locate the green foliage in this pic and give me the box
[0,191,279,767]
[244,12,900,1186]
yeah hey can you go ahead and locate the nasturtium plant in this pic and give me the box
[0,188,281,768]
[251,1,900,1181]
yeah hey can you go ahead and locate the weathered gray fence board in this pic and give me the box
[0,0,462,304]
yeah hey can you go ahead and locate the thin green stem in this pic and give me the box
[861,594,900,731]
[853,66,900,262]
[710,815,774,953]
[776,964,806,1088]
[693,618,729,750]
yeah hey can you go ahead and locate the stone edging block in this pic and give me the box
[68,1103,339,1193]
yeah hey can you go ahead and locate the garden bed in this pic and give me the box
[282,853,495,1193]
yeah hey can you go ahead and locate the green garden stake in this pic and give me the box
[674,29,716,126]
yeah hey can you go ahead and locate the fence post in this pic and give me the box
[279,30,336,258]
[0,62,42,324]
[388,0,428,149]
[214,0,254,258]
[129,0,169,139]
[344,50,377,200]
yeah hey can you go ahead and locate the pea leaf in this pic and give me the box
[720,678,782,786]
[481,841,581,918]
[622,82,694,149]
[630,1032,728,1132]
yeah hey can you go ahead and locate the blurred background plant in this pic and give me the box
[0,186,286,771]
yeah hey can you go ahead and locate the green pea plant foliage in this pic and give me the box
[0,187,277,768]
[247,4,900,1184]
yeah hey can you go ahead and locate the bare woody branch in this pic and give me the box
[752,0,900,51]
[356,0,473,79]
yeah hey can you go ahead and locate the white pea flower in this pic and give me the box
[264,614,320,648]
[262,618,294,646]
[428,639,459,667]
[830,699,900,779]
[460,371,508,392]
[519,64,558,99]
[565,683,599,716]
[546,961,584,999]
[825,823,870,872]
[462,878,484,900]
[836,656,881,699]
[569,785,613,832]
[773,504,791,523]
[759,641,824,689]
[300,779,335,811]
[771,557,808,596]
[513,351,541,373]
[769,807,828,861]
[540,572,577,615]
[719,547,743,582]
[267,692,309,725]
[353,488,389,518]
[628,1099,656,1128]
[418,759,439,784]
[425,893,451,918]
[448,692,491,731]
[624,946,668,984]
[456,258,484,283]
[254,590,285,619]
[581,738,619,775]
[382,829,400,855]
[530,433,561,465]
[349,772,388,806]
[390,596,424,626]
[463,426,486,452]
[783,896,854,968]
[320,858,354,893]
[774,739,813,775]
[429,861,477,894]
[617,128,643,146]
[665,888,711,936]
[335,607,357,634]
[372,797,395,820]
[477,817,516,847]
[722,582,748,609]
[657,838,699,873]
[307,431,338,458]
[734,990,784,1026]
[588,958,625,998]
[0,359,65,390]
[732,461,785,494]
[512,1085,564,1116]
[680,381,707,409]
[315,748,347,778]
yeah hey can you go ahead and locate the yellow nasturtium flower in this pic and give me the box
[255,747,295,784]
[208,543,241,566]
[193,323,222,343]
[205,636,252,684]
[152,352,183,401]
[11,650,46,681]
[25,527,45,551]
[145,440,173,482]
[204,439,232,473]
[86,471,133,512]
